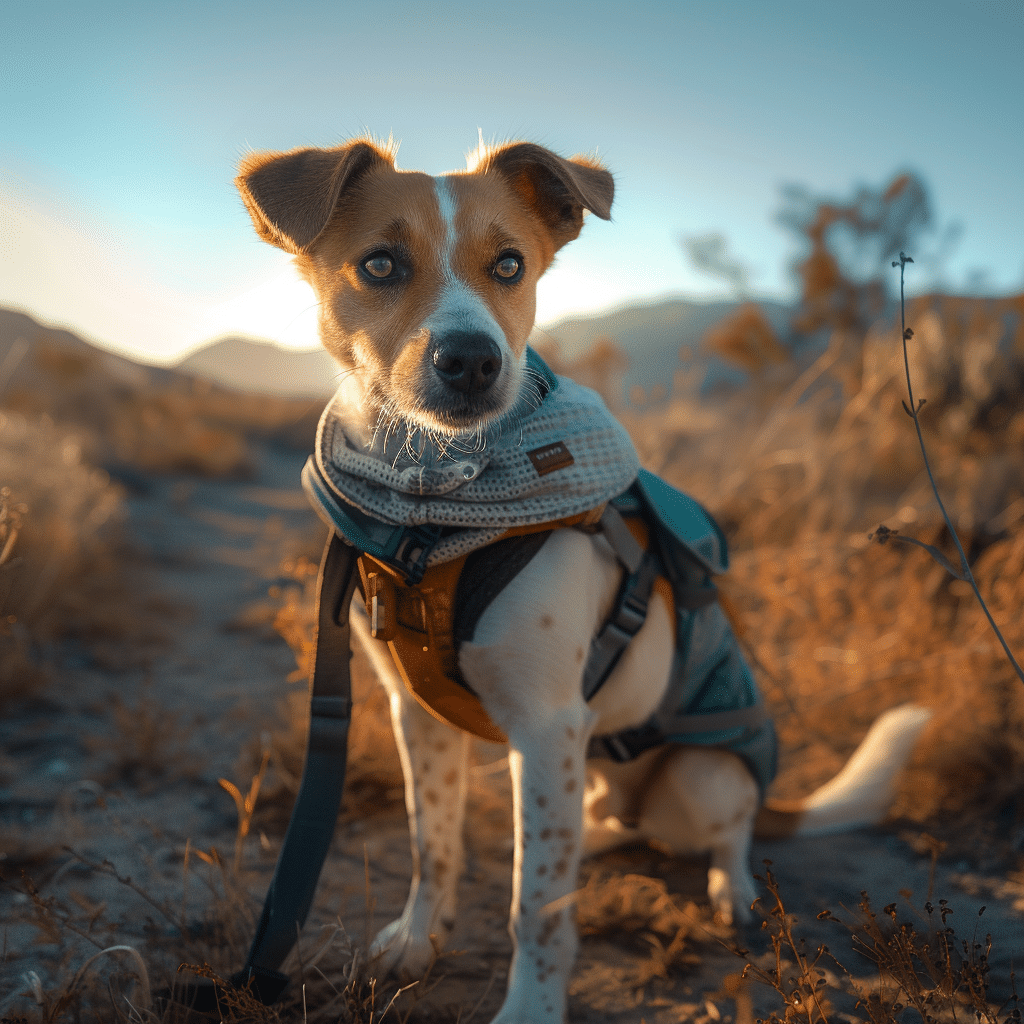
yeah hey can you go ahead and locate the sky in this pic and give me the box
[2,0,1022,366]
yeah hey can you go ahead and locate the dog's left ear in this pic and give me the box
[481,143,614,252]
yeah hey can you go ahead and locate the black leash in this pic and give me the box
[167,531,357,1011]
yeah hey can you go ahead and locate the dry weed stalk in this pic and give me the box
[870,254,1023,686]
[220,746,272,872]
[739,863,836,1024]
[739,864,1020,1024]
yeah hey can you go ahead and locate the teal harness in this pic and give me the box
[582,471,776,796]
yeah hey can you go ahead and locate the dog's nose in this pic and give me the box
[431,332,503,394]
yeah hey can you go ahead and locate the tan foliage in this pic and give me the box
[0,411,155,701]
[702,303,788,374]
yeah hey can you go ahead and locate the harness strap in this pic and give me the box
[453,531,554,644]
[587,694,770,762]
[580,503,722,703]
[581,508,662,702]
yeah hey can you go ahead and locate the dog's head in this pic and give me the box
[236,138,613,435]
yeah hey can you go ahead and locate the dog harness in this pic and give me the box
[181,350,774,1009]
[302,349,775,791]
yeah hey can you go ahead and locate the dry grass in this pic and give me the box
[608,293,1024,855]
[3,331,320,478]
[1,836,405,1023]
[5,286,1023,1020]
[0,411,169,704]
[739,861,1021,1024]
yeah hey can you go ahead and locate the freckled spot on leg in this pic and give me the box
[565,727,576,740]
[433,740,448,752]
[553,858,568,878]
[540,828,551,840]
[537,909,562,946]
[575,646,584,663]
[536,864,547,876]
[536,795,547,808]
[443,769,458,786]
[424,789,439,805]
[565,778,576,792]
[562,757,573,771]
[421,760,431,774]
[540,613,554,629]
[433,860,448,883]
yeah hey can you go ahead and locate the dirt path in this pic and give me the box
[2,446,1021,1021]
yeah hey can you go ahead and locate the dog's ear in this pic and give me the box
[236,140,394,253]
[480,143,614,252]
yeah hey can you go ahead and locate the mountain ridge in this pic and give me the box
[2,296,796,401]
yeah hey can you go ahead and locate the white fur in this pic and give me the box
[412,176,522,424]
[426,176,510,357]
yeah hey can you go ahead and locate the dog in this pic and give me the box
[235,137,931,1024]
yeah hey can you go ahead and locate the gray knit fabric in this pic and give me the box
[313,371,640,565]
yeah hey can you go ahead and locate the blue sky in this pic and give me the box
[2,0,1022,364]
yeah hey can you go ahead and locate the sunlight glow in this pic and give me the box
[188,257,321,354]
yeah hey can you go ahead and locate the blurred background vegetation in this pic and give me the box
[3,167,1023,862]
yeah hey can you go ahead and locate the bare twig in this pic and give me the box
[873,253,1024,686]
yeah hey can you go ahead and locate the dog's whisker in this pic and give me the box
[368,406,390,451]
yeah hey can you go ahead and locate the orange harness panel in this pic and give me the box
[356,506,674,745]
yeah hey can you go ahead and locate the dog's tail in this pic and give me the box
[754,703,932,840]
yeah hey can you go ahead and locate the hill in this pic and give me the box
[0,308,321,474]
[532,296,796,395]
[177,335,340,398]
[172,297,796,399]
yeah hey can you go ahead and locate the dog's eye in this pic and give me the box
[363,254,395,279]
[492,253,522,282]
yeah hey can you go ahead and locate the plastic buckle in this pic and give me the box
[604,735,634,761]
[391,523,444,584]
[613,584,649,636]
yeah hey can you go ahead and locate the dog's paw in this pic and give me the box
[367,915,447,981]
[707,866,757,927]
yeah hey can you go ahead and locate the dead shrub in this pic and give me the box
[0,411,165,703]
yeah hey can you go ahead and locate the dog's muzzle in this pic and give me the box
[430,331,503,394]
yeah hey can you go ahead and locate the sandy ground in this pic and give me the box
[2,442,1022,1022]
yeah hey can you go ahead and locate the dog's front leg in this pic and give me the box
[496,712,592,1024]
[460,530,612,1024]
[352,610,471,979]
